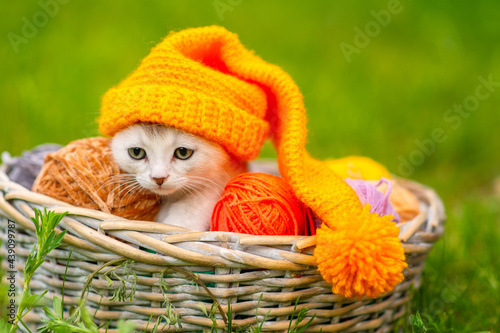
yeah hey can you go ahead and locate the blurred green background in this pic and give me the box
[1,0,499,331]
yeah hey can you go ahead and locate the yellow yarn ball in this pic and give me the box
[324,156,391,180]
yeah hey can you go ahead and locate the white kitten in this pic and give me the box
[110,123,246,231]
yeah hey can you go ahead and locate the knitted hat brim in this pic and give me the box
[100,85,270,161]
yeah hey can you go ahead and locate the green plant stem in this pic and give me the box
[92,295,104,321]
[80,258,127,301]
[164,266,228,327]
[17,318,33,333]
[80,259,228,328]
[10,279,33,331]
[61,249,73,316]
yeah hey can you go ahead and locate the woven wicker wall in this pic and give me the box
[0,169,445,332]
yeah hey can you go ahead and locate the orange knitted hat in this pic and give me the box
[99,26,406,299]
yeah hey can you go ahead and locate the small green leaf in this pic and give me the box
[408,310,428,332]
[33,259,45,272]
[53,296,62,318]
[34,289,49,304]
[104,274,114,287]
[31,209,40,231]
[54,230,67,245]
[19,290,36,309]
[116,319,136,333]
[296,314,316,333]
[197,302,209,316]
[80,305,98,329]
[45,230,56,244]
[42,306,59,321]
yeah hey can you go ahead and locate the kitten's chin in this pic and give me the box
[149,186,181,196]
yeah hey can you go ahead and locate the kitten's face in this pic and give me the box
[111,124,231,196]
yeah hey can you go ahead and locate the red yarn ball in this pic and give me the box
[211,173,315,236]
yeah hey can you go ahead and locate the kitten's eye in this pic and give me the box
[128,147,147,160]
[174,147,194,160]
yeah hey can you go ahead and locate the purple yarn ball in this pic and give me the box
[2,143,62,190]
[345,177,400,222]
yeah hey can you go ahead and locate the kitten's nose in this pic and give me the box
[152,177,167,186]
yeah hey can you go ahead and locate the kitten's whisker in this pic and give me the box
[102,174,136,183]
[190,183,222,193]
[180,188,192,198]
[188,176,225,191]
[186,179,224,196]
[96,174,137,192]
[183,186,197,197]
[122,185,144,208]
[118,183,144,208]
[186,185,220,198]
[115,181,142,203]
[106,179,139,190]
[187,178,222,190]
[181,184,197,197]
[184,182,222,197]
[114,180,141,196]
[97,176,128,191]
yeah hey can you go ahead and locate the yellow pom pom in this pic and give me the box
[324,156,391,180]
[314,204,407,299]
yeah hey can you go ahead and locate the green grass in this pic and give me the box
[1,0,499,331]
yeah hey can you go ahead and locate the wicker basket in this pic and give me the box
[0,162,445,333]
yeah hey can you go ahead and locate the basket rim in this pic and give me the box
[0,167,446,271]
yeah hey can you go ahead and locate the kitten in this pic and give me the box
[110,123,246,231]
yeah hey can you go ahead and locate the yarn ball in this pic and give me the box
[369,179,420,222]
[325,156,392,180]
[32,137,160,221]
[211,172,315,236]
[1,143,62,189]
[345,177,400,222]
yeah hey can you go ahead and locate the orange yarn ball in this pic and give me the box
[211,173,315,236]
[33,137,160,221]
